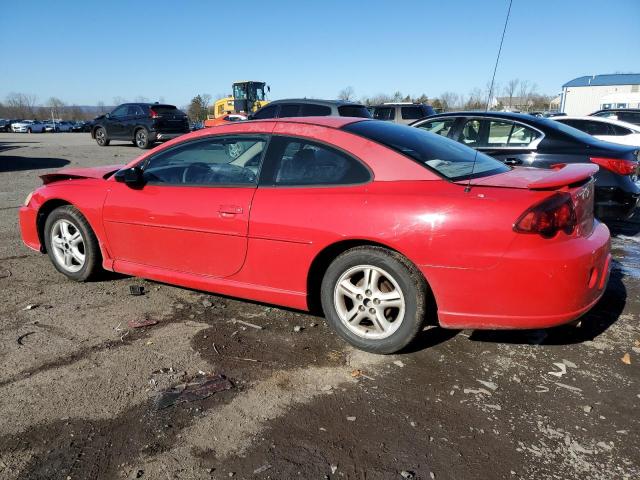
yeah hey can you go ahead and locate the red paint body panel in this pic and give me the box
[18,118,612,330]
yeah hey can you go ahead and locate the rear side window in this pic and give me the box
[264,136,370,186]
[343,120,509,181]
[300,104,331,116]
[610,124,633,135]
[401,106,425,120]
[279,104,300,117]
[252,105,278,119]
[338,105,372,118]
[618,112,640,125]
[416,118,456,138]
[373,107,395,121]
[459,119,540,147]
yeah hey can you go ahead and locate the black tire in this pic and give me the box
[43,205,102,282]
[134,127,152,149]
[95,127,110,146]
[320,246,427,354]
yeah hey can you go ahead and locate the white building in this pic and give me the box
[560,73,640,115]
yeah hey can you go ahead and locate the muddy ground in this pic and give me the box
[0,132,638,480]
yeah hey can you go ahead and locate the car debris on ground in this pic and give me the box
[154,373,232,409]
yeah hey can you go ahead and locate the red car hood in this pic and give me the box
[40,164,124,184]
[455,164,599,190]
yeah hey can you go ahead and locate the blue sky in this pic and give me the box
[1,0,639,107]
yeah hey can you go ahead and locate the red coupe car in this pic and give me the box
[19,117,611,353]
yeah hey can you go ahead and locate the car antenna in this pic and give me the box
[465,0,513,194]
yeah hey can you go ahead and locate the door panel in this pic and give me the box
[103,183,255,277]
[102,134,268,278]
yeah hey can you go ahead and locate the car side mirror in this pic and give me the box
[105,113,111,119]
[114,166,144,187]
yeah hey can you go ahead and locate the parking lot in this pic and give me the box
[0,132,639,479]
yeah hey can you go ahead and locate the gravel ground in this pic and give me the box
[0,132,639,480]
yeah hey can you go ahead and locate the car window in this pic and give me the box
[486,121,516,146]
[610,124,633,135]
[618,112,640,125]
[416,118,456,137]
[401,106,425,120]
[266,136,370,186]
[111,105,128,117]
[337,105,371,118]
[564,119,612,136]
[300,104,332,116]
[143,136,266,186]
[506,123,539,146]
[252,105,278,119]
[459,119,482,146]
[373,107,395,121]
[279,104,300,117]
[128,105,144,116]
[344,120,509,181]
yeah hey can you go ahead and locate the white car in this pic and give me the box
[11,120,46,133]
[553,116,640,147]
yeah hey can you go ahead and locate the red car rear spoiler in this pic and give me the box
[526,164,599,190]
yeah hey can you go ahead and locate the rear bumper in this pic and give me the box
[595,186,639,221]
[425,222,611,330]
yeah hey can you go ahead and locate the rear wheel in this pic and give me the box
[95,127,110,146]
[44,206,101,281]
[135,128,152,149]
[321,246,427,354]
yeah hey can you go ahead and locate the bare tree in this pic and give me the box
[504,79,519,109]
[46,97,66,120]
[439,92,461,112]
[112,96,127,106]
[338,86,355,101]
[464,88,484,110]
[134,95,149,103]
[5,92,38,118]
[97,101,106,114]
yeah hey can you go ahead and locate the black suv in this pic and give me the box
[250,99,371,120]
[92,103,190,149]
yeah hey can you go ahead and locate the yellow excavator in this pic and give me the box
[211,81,270,118]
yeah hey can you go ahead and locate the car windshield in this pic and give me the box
[343,120,510,181]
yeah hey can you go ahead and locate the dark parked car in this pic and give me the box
[412,112,640,221]
[371,103,435,125]
[590,108,640,127]
[91,103,190,149]
[249,99,371,120]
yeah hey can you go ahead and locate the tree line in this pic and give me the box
[340,78,556,112]
[0,80,557,123]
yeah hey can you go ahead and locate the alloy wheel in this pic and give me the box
[50,219,85,273]
[333,264,406,339]
[136,130,147,148]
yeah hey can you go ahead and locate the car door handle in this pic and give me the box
[219,205,243,217]
[504,158,523,165]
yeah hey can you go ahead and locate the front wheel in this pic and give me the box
[95,127,110,146]
[321,246,428,354]
[44,205,102,281]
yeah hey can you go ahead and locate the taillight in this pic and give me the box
[150,108,159,119]
[514,192,577,238]
[590,157,637,175]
